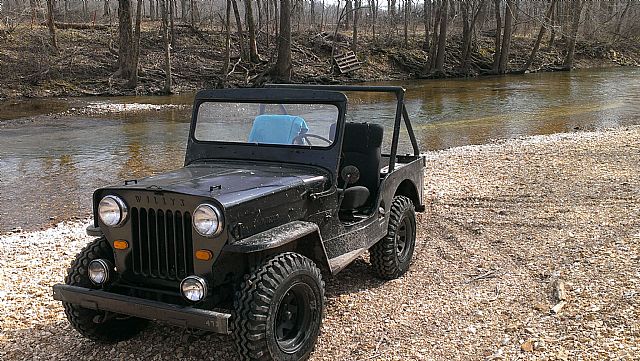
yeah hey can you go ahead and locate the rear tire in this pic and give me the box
[370,196,416,279]
[63,237,148,343]
[233,252,325,361]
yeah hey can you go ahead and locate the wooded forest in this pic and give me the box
[0,0,638,94]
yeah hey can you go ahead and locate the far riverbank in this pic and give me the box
[0,24,638,100]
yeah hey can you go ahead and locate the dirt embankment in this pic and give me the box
[0,24,639,100]
[1,126,639,360]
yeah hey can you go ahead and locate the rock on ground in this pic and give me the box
[1,126,639,360]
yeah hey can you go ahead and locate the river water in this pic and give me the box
[1,67,639,232]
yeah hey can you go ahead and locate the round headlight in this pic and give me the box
[98,195,128,227]
[193,204,223,237]
[180,276,208,302]
[88,259,112,284]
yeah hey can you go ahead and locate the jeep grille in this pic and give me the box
[130,207,194,281]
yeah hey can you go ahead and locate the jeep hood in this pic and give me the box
[111,161,328,208]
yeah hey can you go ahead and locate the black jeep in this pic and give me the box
[53,85,425,360]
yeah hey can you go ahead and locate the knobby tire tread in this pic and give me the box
[370,196,415,280]
[233,252,325,361]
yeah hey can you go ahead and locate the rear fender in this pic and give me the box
[222,221,331,274]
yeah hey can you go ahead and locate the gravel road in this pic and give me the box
[1,126,639,360]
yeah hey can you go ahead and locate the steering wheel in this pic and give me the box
[291,133,332,146]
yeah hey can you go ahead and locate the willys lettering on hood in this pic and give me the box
[114,162,328,208]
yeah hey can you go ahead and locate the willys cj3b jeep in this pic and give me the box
[52,84,425,360]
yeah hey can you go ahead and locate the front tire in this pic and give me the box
[370,196,417,279]
[233,252,325,361]
[63,237,148,343]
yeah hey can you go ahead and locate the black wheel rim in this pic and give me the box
[396,216,412,260]
[275,282,315,353]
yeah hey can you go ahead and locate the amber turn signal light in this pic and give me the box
[113,240,129,250]
[195,249,213,261]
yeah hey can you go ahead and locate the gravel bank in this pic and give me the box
[1,127,639,360]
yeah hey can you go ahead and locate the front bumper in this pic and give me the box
[52,284,231,334]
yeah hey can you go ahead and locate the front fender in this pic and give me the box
[222,221,331,274]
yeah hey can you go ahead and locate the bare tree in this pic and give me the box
[46,0,58,50]
[170,0,176,46]
[460,0,487,71]
[423,0,430,50]
[563,0,583,69]
[352,0,360,52]
[230,0,247,60]
[117,0,134,78]
[245,0,261,63]
[149,0,154,20]
[273,0,291,81]
[161,0,172,92]
[492,0,501,72]
[127,0,143,88]
[222,0,231,75]
[434,0,448,73]
[497,0,514,74]
[521,0,556,73]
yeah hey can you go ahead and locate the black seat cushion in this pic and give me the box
[341,186,370,210]
[339,122,384,208]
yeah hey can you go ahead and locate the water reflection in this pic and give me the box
[0,67,639,232]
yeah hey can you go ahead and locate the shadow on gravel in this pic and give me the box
[324,258,386,298]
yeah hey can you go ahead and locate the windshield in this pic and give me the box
[195,102,339,148]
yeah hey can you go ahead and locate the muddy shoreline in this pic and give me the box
[1,125,639,359]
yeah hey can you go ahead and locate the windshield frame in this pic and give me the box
[185,88,348,181]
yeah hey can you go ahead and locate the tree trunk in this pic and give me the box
[403,0,408,47]
[118,0,134,78]
[222,0,231,75]
[461,0,486,70]
[245,0,260,62]
[273,0,279,40]
[422,0,429,50]
[169,0,175,47]
[372,0,378,41]
[310,0,315,28]
[230,0,247,61]
[148,0,154,20]
[497,0,514,74]
[101,0,110,17]
[492,0,501,72]
[352,0,359,52]
[549,5,555,46]
[127,0,143,88]
[161,0,172,93]
[614,0,631,41]
[461,0,470,67]
[426,0,441,72]
[190,0,196,27]
[563,0,583,69]
[434,0,447,73]
[46,0,58,50]
[273,0,291,81]
[345,0,352,29]
[180,0,187,18]
[521,0,556,73]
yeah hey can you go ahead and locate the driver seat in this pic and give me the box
[339,122,384,211]
[248,114,308,144]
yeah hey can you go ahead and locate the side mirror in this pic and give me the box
[341,165,360,185]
